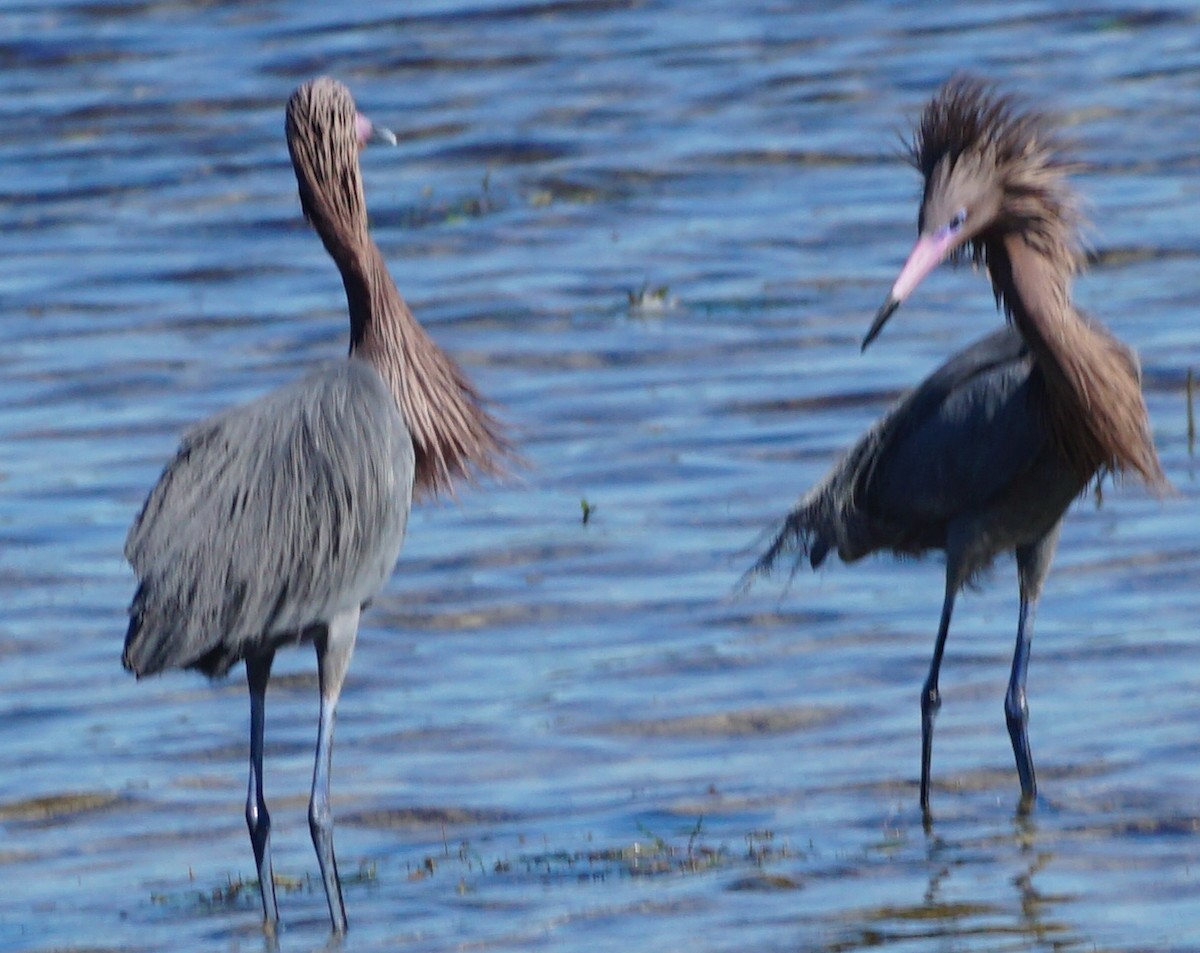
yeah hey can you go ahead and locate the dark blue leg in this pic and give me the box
[310,607,360,935]
[921,579,958,817]
[1009,530,1059,812]
[1005,593,1038,809]
[245,652,279,933]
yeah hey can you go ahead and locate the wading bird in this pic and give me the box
[123,77,508,934]
[748,77,1164,816]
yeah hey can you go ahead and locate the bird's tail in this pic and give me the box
[738,489,840,594]
[738,426,887,594]
[122,580,237,678]
[123,583,170,677]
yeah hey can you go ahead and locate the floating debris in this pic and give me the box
[727,872,802,892]
[627,282,677,314]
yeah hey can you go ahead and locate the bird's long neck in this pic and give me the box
[989,235,1164,488]
[322,211,508,499]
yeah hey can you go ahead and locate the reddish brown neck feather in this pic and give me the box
[287,81,510,498]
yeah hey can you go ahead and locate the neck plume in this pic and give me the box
[346,241,510,498]
[990,236,1165,490]
[287,85,509,498]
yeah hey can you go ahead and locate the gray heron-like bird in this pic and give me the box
[123,77,508,934]
[748,77,1165,816]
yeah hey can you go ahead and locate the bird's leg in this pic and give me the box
[1008,532,1058,812]
[245,651,279,933]
[1006,591,1038,811]
[310,606,360,935]
[921,578,958,817]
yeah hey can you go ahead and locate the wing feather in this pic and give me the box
[124,359,414,676]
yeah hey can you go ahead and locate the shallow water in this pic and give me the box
[3,1,1200,950]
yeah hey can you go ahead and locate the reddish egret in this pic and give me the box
[749,77,1165,815]
[123,77,508,934]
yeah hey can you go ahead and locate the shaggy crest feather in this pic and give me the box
[908,75,1083,274]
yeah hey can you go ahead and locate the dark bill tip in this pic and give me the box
[861,295,900,352]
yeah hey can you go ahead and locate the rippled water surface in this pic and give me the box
[3,1,1200,951]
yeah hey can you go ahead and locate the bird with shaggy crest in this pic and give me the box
[750,76,1165,817]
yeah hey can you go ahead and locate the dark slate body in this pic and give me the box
[757,327,1086,588]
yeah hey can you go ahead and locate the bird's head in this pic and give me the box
[285,77,396,236]
[863,75,1081,350]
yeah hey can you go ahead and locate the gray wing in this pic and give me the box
[124,359,415,677]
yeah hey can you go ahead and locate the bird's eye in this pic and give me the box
[948,208,968,232]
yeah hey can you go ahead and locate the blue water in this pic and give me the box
[2,1,1200,950]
